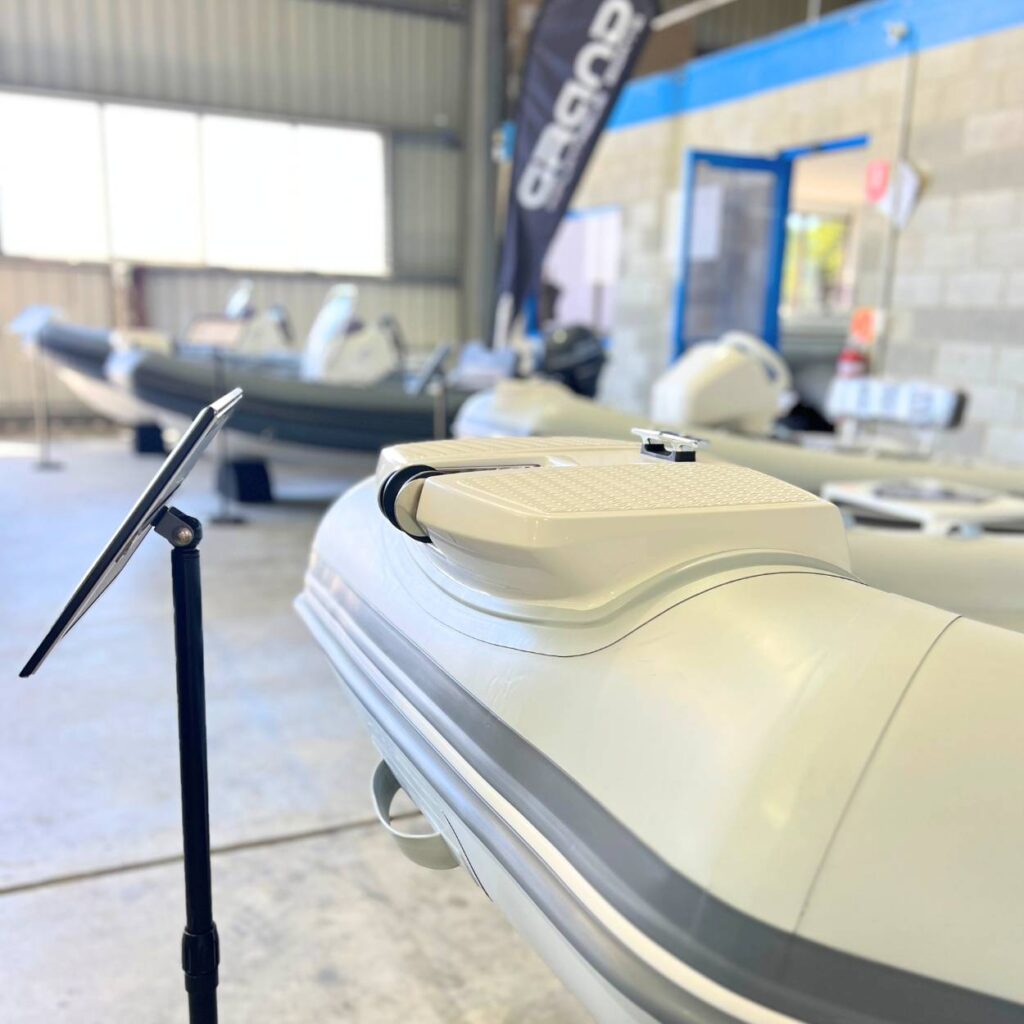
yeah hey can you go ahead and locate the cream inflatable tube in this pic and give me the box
[298,435,1024,1024]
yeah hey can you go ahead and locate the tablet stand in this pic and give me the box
[154,506,219,1023]
[20,389,241,1023]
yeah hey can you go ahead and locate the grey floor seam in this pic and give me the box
[0,811,422,898]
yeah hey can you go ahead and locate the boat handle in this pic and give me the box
[371,760,459,871]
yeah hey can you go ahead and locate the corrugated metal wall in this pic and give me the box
[0,260,113,419]
[0,0,465,128]
[392,144,463,279]
[691,0,860,54]
[0,0,466,422]
[142,269,460,348]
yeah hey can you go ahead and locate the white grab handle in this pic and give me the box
[370,760,459,871]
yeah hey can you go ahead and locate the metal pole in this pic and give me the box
[462,0,504,343]
[170,533,220,1024]
[431,376,448,439]
[30,346,60,470]
[875,23,916,370]
[211,352,244,524]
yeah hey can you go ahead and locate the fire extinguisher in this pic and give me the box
[836,342,870,379]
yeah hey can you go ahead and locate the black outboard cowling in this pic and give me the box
[538,325,606,398]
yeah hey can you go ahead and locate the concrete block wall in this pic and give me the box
[889,26,1024,464]
[578,21,1024,464]
[575,119,681,413]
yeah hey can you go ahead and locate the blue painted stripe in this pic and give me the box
[609,0,1024,131]
[778,133,870,159]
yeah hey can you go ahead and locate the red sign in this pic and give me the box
[865,160,891,204]
[849,306,880,347]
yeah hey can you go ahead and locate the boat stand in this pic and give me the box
[134,423,168,455]
[217,457,274,504]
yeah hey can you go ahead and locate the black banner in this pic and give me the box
[493,0,657,344]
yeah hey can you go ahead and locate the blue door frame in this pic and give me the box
[670,134,869,359]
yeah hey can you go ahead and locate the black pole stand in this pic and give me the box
[154,506,220,1024]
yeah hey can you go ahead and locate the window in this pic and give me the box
[201,115,297,271]
[103,105,204,264]
[780,211,855,320]
[292,125,387,276]
[0,93,107,262]
[0,91,389,276]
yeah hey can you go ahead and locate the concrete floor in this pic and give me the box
[0,435,589,1022]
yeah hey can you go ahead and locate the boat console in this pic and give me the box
[375,432,850,614]
[824,477,1024,535]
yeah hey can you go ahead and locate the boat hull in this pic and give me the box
[54,367,160,427]
[845,525,1024,632]
[454,380,1024,495]
[298,580,780,1024]
[298,452,1024,1024]
[115,348,470,462]
[34,321,154,426]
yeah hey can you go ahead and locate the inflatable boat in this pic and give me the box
[99,312,605,464]
[297,432,1024,1024]
[19,282,452,458]
[24,318,167,427]
[455,377,1024,494]
[455,382,1024,627]
[108,344,471,459]
[824,478,1024,632]
[19,280,297,427]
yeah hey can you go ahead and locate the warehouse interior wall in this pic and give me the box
[575,3,1024,465]
[0,0,467,422]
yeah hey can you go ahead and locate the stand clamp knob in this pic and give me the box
[154,506,204,548]
[182,924,220,982]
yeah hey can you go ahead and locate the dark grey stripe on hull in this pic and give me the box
[129,354,469,452]
[308,572,1024,1024]
[36,323,111,381]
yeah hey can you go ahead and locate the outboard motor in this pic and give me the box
[650,331,794,435]
[537,325,606,398]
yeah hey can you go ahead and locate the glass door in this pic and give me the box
[672,150,792,356]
